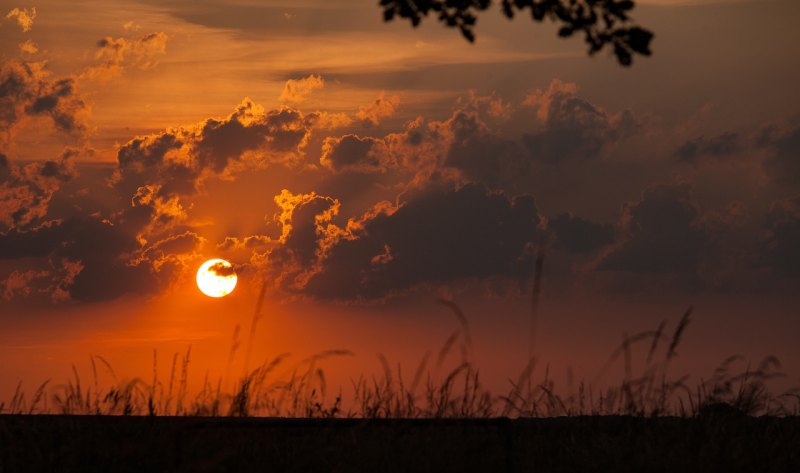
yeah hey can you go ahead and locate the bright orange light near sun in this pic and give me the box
[196,259,237,298]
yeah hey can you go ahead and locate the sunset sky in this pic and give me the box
[1,0,798,400]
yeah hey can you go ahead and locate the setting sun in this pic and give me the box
[196,259,237,298]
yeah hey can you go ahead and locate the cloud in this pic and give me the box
[597,184,709,274]
[522,79,639,163]
[674,132,741,163]
[441,107,528,189]
[82,31,169,81]
[320,134,388,172]
[217,234,272,252]
[261,178,542,301]
[759,196,800,277]
[0,96,329,304]
[762,125,800,188]
[0,148,78,230]
[0,212,203,302]
[1,269,47,300]
[278,74,324,104]
[356,92,400,126]
[18,40,38,55]
[209,261,236,277]
[113,98,315,199]
[548,212,614,253]
[0,59,90,145]
[5,7,36,32]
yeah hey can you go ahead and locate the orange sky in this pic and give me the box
[1,0,799,404]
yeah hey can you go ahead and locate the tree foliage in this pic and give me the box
[379,0,653,66]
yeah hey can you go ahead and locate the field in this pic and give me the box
[1,305,798,472]
[1,414,798,472]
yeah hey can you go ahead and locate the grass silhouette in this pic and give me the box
[1,303,797,418]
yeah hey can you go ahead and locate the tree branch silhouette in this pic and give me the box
[379,0,653,66]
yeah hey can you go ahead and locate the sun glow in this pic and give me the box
[196,259,237,298]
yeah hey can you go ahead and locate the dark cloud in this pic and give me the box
[209,261,236,277]
[522,80,638,164]
[320,134,386,172]
[0,59,88,142]
[446,134,528,190]
[0,214,202,303]
[315,85,637,193]
[759,196,800,277]
[548,212,614,253]
[762,126,800,188]
[675,132,741,163]
[439,105,527,190]
[265,190,340,290]
[0,148,78,230]
[598,184,709,274]
[113,99,315,199]
[0,156,203,303]
[263,179,542,301]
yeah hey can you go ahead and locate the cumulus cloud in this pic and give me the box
[759,196,800,277]
[0,59,90,145]
[320,134,388,172]
[258,179,542,301]
[0,148,77,230]
[441,107,528,189]
[0,95,329,304]
[522,79,639,163]
[675,132,741,163]
[113,98,315,199]
[597,184,709,274]
[0,210,204,302]
[762,125,800,188]
[18,39,38,54]
[356,92,400,126]
[5,7,36,32]
[278,74,324,104]
[548,212,614,253]
[82,31,168,81]
[316,84,637,191]
[1,269,47,300]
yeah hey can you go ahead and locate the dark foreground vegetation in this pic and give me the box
[1,413,798,472]
[2,306,797,471]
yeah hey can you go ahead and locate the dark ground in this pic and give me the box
[1,414,798,472]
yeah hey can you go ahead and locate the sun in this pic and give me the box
[196,259,237,298]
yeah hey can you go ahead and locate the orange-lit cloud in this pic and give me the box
[0,59,90,148]
[112,98,315,199]
[1,68,798,306]
[82,31,169,81]
[278,74,324,105]
[18,39,38,54]
[0,148,77,229]
[356,92,400,126]
[5,7,36,32]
